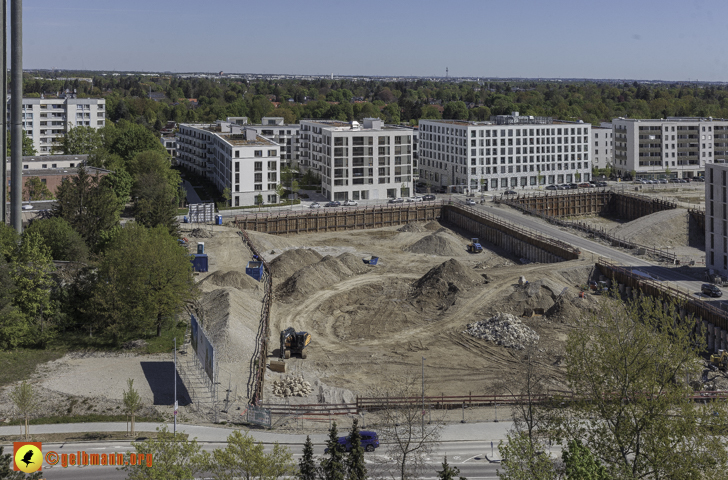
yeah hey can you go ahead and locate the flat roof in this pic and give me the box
[22,166,109,176]
[301,119,413,132]
[22,154,89,162]
[218,133,277,146]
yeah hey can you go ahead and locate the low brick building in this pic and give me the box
[19,166,110,201]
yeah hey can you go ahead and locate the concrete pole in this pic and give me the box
[0,0,6,224]
[9,0,21,232]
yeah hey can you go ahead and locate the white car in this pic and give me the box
[310,202,321,209]
[343,199,358,206]
[406,196,423,202]
[465,199,477,206]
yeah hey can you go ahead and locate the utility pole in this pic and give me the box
[1,0,6,224]
[10,0,21,232]
[173,337,177,438]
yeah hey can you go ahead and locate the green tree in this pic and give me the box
[9,381,40,441]
[560,294,728,479]
[0,223,19,262]
[420,105,442,120]
[61,126,104,155]
[52,166,123,251]
[210,430,294,480]
[497,432,556,480]
[221,187,231,207]
[22,177,53,201]
[437,456,466,480]
[382,104,401,124]
[298,436,317,480]
[123,378,143,437]
[101,169,134,203]
[11,232,55,345]
[86,224,193,343]
[321,422,345,480]
[7,130,36,157]
[109,121,166,161]
[25,217,88,262]
[122,425,208,480]
[0,444,43,479]
[345,419,367,480]
[132,170,179,235]
[562,440,608,480]
[443,101,468,120]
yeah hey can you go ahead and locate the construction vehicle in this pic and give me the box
[711,350,728,371]
[467,238,483,253]
[280,327,311,359]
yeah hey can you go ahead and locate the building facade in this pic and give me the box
[612,117,728,180]
[706,162,728,277]
[418,114,592,193]
[10,97,106,155]
[591,125,613,170]
[299,118,414,201]
[176,122,280,206]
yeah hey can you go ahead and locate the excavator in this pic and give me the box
[711,350,728,371]
[280,327,311,359]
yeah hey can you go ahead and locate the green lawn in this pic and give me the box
[0,349,66,388]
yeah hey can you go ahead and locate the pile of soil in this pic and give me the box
[246,231,296,254]
[404,231,465,256]
[610,209,689,247]
[411,259,486,311]
[464,312,539,349]
[198,288,260,364]
[502,281,557,314]
[398,222,426,233]
[190,228,212,238]
[276,253,370,303]
[269,249,323,285]
[201,269,261,290]
[546,293,592,323]
[424,221,442,231]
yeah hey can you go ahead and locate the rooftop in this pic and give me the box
[21,154,89,162]
[301,119,413,132]
[218,133,277,146]
[23,166,109,176]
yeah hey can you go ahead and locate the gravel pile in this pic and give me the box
[405,231,465,256]
[272,375,314,397]
[190,228,212,238]
[202,269,261,290]
[464,312,539,349]
[269,249,323,285]
[276,253,370,303]
[412,258,486,298]
[398,222,426,233]
[610,209,689,247]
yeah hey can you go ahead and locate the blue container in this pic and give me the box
[216,215,222,225]
[191,254,208,272]
[245,261,264,281]
[369,256,379,266]
[183,216,189,223]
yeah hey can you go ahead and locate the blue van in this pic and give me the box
[326,431,380,453]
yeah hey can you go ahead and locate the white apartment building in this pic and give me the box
[9,97,106,155]
[299,118,414,201]
[591,125,613,170]
[176,122,280,206]
[706,162,728,276]
[418,113,592,193]
[223,117,300,169]
[612,117,728,180]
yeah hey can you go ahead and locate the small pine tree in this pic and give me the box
[437,456,466,480]
[345,419,367,480]
[298,435,317,480]
[321,421,345,480]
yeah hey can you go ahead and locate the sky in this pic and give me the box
[19,0,728,81]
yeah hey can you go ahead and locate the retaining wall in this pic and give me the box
[442,205,580,263]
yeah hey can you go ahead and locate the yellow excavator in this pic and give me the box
[280,327,312,359]
[711,350,728,371]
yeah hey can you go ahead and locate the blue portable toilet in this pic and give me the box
[197,242,205,254]
[191,254,209,272]
[216,215,223,225]
[183,216,189,223]
[245,261,264,281]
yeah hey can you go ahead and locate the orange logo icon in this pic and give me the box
[13,442,42,473]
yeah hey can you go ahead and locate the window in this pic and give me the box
[255,173,262,182]
[268,149,277,157]
[254,161,262,171]
[254,150,262,157]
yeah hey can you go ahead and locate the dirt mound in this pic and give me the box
[276,253,370,302]
[190,228,212,238]
[269,249,323,285]
[398,222,426,233]
[501,280,557,314]
[610,209,689,247]
[464,312,539,349]
[246,231,296,254]
[199,287,260,365]
[411,259,486,311]
[546,293,592,323]
[202,269,261,290]
[404,231,464,256]
[424,221,442,231]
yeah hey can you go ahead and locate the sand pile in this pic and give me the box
[398,222,426,233]
[201,269,261,290]
[546,294,593,323]
[198,287,260,364]
[464,313,539,349]
[424,221,442,231]
[272,375,314,398]
[276,253,370,303]
[610,209,689,247]
[503,280,557,312]
[269,249,323,285]
[246,230,296,253]
[190,228,212,238]
[412,258,486,300]
[404,231,464,256]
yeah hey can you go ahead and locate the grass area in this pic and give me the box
[27,414,164,425]
[48,322,187,355]
[0,349,66,388]
[0,431,186,443]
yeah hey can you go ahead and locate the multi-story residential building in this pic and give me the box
[591,125,613,170]
[612,117,728,180]
[418,113,592,193]
[706,162,728,276]
[299,118,414,201]
[160,134,176,158]
[223,117,300,169]
[176,122,281,206]
[412,126,419,182]
[9,97,106,155]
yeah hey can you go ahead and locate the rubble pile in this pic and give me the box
[190,228,212,238]
[464,312,539,350]
[272,375,314,397]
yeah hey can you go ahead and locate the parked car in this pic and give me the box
[503,190,517,195]
[558,184,570,190]
[678,178,688,183]
[577,182,591,188]
[596,181,608,187]
[568,183,579,189]
[324,201,341,207]
[658,179,668,184]
[407,196,423,202]
[545,185,558,190]
[422,194,436,201]
[388,198,404,204]
[325,431,380,453]
[465,198,477,205]
[309,202,321,209]
[702,284,723,298]
[694,177,705,182]
[343,199,358,206]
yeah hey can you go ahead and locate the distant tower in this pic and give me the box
[446,67,449,79]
